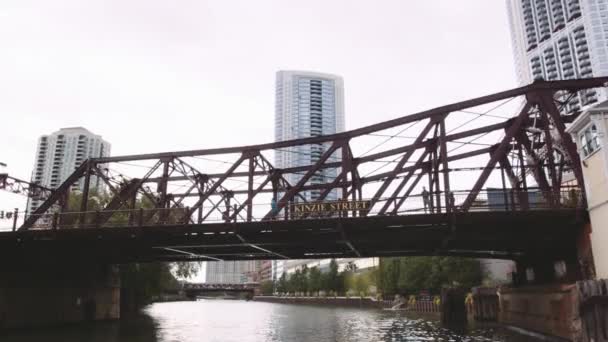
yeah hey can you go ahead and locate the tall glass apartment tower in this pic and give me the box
[26,127,111,214]
[507,0,608,111]
[273,70,346,280]
[274,70,345,201]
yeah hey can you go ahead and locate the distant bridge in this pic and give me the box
[183,283,258,291]
[181,282,259,298]
[0,77,603,269]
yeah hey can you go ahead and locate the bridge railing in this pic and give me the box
[17,187,583,230]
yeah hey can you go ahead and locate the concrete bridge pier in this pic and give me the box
[0,261,120,329]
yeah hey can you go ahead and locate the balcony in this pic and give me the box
[553,22,565,32]
[579,60,591,68]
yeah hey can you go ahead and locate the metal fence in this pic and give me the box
[6,187,584,231]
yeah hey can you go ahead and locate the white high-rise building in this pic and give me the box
[27,127,111,213]
[272,70,377,280]
[205,260,260,284]
[507,0,608,111]
[273,70,345,280]
[274,70,345,201]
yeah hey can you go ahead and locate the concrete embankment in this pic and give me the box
[253,296,389,309]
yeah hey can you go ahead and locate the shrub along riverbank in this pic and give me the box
[260,257,483,299]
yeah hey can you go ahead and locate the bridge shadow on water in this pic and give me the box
[2,314,159,342]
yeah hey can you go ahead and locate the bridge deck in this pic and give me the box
[0,210,586,264]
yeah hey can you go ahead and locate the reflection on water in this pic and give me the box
[4,300,537,342]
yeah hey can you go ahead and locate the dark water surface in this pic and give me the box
[4,300,537,342]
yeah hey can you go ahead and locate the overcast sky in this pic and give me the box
[0,1,518,217]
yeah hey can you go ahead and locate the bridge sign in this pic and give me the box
[291,200,371,215]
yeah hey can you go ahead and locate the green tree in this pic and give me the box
[354,272,372,297]
[260,280,274,295]
[342,262,357,296]
[300,265,309,294]
[289,269,303,295]
[308,266,322,295]
[327,259,340,295]
[397,257,435,293]
[377,256,483,296]
[378,258,400,296]
[277,273,288,294]
[120,262,179,311]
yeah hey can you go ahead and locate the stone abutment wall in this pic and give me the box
[0,262,120,329]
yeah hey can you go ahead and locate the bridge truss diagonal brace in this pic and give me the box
[338,222,361,257]
[20,161,90,230]
[169,158,208,208]
[514,132,552,195]
[94,161,163,225]
[95,178,143,227]
[156,247,222,261]
[297,141,358,220]
[169,158,243,224]
[256,153,308,204]
[368,115,446,212]
[262,140,342,220]
[460,102,532,212]
[535,90,586,201]
[229,152,281,222]
[233,226,289,260]
[0,174,53,199]
[498,156,530,210]
[183,153,248,222]
[378,148,431,215]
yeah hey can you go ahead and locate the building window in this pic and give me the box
[579,123,600,157]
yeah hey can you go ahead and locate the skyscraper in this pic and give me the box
[507,0,608,111]
[272,71,376,279]
[274,70,345,201]
[27,127,111,213]
[273,70,345,280]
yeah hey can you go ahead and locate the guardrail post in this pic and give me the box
[95,210,100,228]
[184,207,190,224]
[138,208,144,227]
[12,208,18,231]
[510,190,516,211]
[52,212,59,230]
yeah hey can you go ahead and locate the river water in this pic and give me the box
[4,300,536,342]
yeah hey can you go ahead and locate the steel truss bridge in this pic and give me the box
[181,283,258,298]
[1,78,605,265]
[182,283,258,291]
